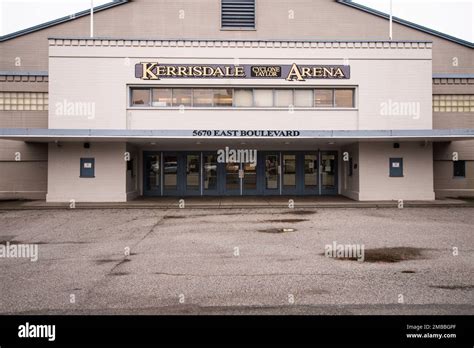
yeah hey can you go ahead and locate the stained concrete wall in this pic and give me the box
[47,142,127,202]
[358,142,435,201]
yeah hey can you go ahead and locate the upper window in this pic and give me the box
[0,92,48,111]
[221,0,256,29]
[131,88,150,107]
[130,87,356,109]
[433,95,474,113]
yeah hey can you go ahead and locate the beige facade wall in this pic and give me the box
[48,41,432,131]
[0,140,48,199]
[433,160,474,198]
[1,0,472,201]
[47,142,127,202]
[358,142,435,201]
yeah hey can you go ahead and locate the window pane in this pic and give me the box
[164,155,178,190]
[335,89,354,107]
[204,154,218,191]
[283,155,296,188]
[314,89,333,107]
[172,89,192,107]
[294,89,313,107]
[186,154,200,190]
[304,154,318,188]
[193,89,213,107]
[131,89,150,106]
[234,89,253,107]
[152,88,171,107]
[254,89,273,107]
[274,89,293,107]
[453,160,466,177]
[213,89,233,107]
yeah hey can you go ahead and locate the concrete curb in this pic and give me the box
[0,203,473,210]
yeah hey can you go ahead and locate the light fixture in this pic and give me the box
[328,142,335,145]
[196,141,201,145]
[150,142,156,145]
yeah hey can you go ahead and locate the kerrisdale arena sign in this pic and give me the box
[135,62,350,81]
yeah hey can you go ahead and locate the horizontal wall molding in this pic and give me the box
[0,71,49,82]
[48,38,433,50]
[0,75,48,82]
[433,77,474,85]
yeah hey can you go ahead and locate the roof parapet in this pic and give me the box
[48,37,433,49]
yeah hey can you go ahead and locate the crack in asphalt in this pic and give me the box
[80,210,169,304]
[153,272,338,277]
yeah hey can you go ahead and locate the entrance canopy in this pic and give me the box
[1,128,474,143]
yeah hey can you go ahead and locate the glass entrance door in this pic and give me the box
[185,153,200,195]
[225,161,241,195]
[320,152,337,195]
[203,153,219,195]
[242,161,257,195]
[263,153,280,195]
[163,153,179,195]
[144,152,161,196]
[282,153,297,195]
[304,154,318,194]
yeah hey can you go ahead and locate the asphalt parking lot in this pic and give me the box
[0,207,473,315]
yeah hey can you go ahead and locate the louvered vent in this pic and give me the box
[221,0,256,29]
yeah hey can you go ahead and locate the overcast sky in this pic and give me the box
[0,0,472,42]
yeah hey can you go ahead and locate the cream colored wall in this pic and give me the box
[48,42,432,131]
[358,142,435,200]
[47,142,127,202]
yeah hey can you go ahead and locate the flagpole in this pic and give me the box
[389,0,393,40]
[90,0,94,38]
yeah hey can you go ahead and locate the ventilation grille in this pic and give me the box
[221,0,256,29]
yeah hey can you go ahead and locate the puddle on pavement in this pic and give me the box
[164,215,187,219]
[263,219,308,223]
[325,247,427,263]
[401,270,416,273]
[258,228,297,233]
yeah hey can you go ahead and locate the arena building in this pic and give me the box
[0,0,473,202]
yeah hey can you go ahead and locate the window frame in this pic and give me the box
[80,158,95,178]
[453,160,466,178]
[389,158,404,178]
[128,86,357,109]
